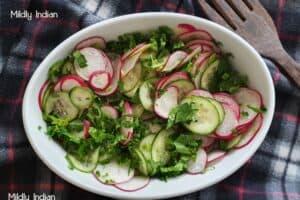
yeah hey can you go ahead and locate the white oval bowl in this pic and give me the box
[23,12,275,199]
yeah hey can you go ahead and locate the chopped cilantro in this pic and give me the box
[167,103,197,128]
[241,111,249,117]
[73,51,87,68]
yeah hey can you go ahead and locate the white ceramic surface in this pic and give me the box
[22,13,275,199]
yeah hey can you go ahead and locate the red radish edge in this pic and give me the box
[207,151,227,164]
[235,114,263,149]
[156,71,189,90]
[213,93,240,120]
[83,120,91,138]
[74,47,107,81]
[186,39,220,53]
[95,58,122,96]
[178,30,213,42]
[52,78,64,92]
[98,50,114,78]
[75,36,106,50]
[187,89,213,98]
[177,23,197,34]
[60,75,86,91]
[187,148,208,175]
[234,88,263,127]
[89,71,111,91]
[154,86,179,119]
[121,102,133,145]
[180,46,202,66]
[114,177,151,192]
[159,51,187,72]
[201,137,215,148]
[214,103,238,139]
[38,80,50,111]
[121,43,147,61]
[101,105,119,119]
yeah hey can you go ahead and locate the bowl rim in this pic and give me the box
[22,12,275,199]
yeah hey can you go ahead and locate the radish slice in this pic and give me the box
[187,148,207,174]
[233,88,262,127]
[52,78,64,92]
[89,71,111,91]
[121,102,133,145]
[121,43,147,61]
[114,176,150,192]
[236,114,263,149]
[154,86,179,119]
[202,137,215,148]
[95,58,121,96]
[75,36,105,50]
[187,89,213,98]
[189,44,214,52]
[186,39,220,53]
[215,104,238,139]
[193,55,211,89]
[121,44,149,77]
[60,75,86,91]
[99,51,113,78]
[178,30,213,42]
[74,47,106,80]
[38,80,50,110]
[156,71,189,90]
[191,52,211,76]
[207,150,226,164]
[180,46,202,66]
[100,105,119,119]
[193,135,215,148]
[177,23,197,34]
[213,93,240,120]
[83,120,91,138]
[93,161,134,185]
[160,51,187,72]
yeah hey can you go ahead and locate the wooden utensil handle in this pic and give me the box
[267,47,300,88]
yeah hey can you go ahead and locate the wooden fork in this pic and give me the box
[198,0,300,88]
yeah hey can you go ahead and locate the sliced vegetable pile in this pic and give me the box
[39,24,266,192]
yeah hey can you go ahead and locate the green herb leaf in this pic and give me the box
[73,51,87,68]
[167,103,197,128]
[247,105,267,114]
[241,111,249,117]
[48,60,65,83]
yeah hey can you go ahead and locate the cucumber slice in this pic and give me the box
[207,98,225,124]
[132,104,144,117]
[69,87,93,109]
[42,83,53,109]
[139,81,154,111]
[146,121,163,134]
[124,81,141,98]
[45,92,79,121]
[168,79,195,98]
[151,129,174,165]
[181,96,219,135]
[219,135,242,150]
[121,62,142,93]
[66,147,99,173]
[139,134,156,160]
[134,148,150,176]
[200,59,220,90]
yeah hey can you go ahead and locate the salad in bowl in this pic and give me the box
[37,23,267,192]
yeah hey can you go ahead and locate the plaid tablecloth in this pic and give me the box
[0,0,299,199]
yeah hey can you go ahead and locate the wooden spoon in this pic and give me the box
[198,0,300,88]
